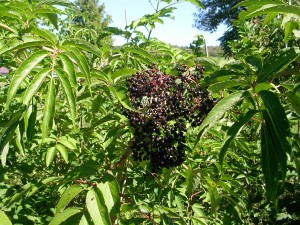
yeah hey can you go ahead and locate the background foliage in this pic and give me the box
[0,0,299,224]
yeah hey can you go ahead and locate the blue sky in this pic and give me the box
[102,0,227,46]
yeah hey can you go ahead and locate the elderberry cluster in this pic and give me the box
[123,65,214,171]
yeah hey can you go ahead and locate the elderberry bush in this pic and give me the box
[123,65,214,171]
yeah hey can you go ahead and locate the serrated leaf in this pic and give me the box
[41,79,56,141]
[208,80,247,93]
[57,53,77,89]
[194,91,249,147]
[56,184,84,214]
[261,121,279,201]
[0,39,50,55]
[31,27,57,45]
[184,168,201,194]
[97,174,120,216]
[0,210,12,225]
[23,68,51,105]
[49,207,82,225]
[58,136,77,150]
[60,165,98,185]
[55,67,77,127]
[64,46,91,85]
[46,146,56,167]
[57,143,69,163]
[124,47,157,64]
[0,110,22,157]
[219,110,257,166]
[86,189,111,225]
[259,47,300,82]
[6,50,49,108]
[285,92,300,116]
[27,177,61,198]
[108,85,136,111]
[4,183,33,208]
[111,68,136,81]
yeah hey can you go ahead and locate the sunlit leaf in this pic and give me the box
[46,146,56,167]
[55,67,77,127]
[49,208,82,225]
[56,185,85,214]
[97,174,120,216]
[57,143,69,164]
[41,79,56,141]
[23,68,51,105]
[86,188,111,225]
[195,91,249,146]
[0,210,12,225]
[6,50,49,108]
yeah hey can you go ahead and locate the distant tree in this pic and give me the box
[73,0,112,45]
[193,0,242,56]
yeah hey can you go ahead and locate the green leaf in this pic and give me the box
[46,146,56,167]
[259,90,291,199]
[111,68,136,81]
[259,90,291,168]
[97,174,120,216]
[49,207,82,225]
[219,110,257,166]
[64,46,91,86]
[31,27,57,45]
[124,47,157,64]
[27,177,61,197]
[261,121,279,201]
[58,136,77,150]
[194,91,249,147]
[1,142,9,167]
[108,85,136,111]
[57,53,77,89]
[55,67,77,127]
[0,210,12,225]
[0,110,22,159]
[4,183,33,208]
[23,68,51,105]
[184,0,204,9]
[56,184,85,214]
[285,92,300,116]
[86,188,111,225]
[259,47,300,82]
[0,39,50,55]
[208,80,247,93]
[184,168,201,194]
[284,21,298,42]
[57,143,69,164]
[60,165,98,185]
[41,79,56,141]
[6,50,49,108]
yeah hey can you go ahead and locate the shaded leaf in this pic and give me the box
[219,110,257,166]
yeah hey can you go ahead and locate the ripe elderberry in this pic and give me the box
[123,65,214,171]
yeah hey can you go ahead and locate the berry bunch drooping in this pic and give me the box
[123,64,214,171]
